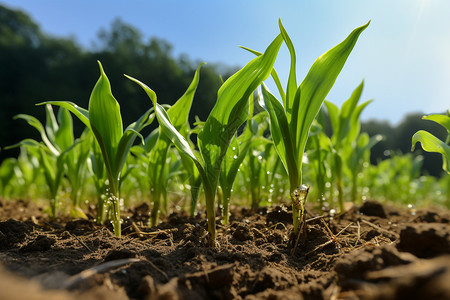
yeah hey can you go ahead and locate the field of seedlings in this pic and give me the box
[1,19,450,300]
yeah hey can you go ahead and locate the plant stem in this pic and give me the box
[222,187,231,225]
[96,195,106,224]
[150,188,161,227]
[108,177,121,238]
[50,197,57,219]
[204,184,217,248]
[189,180,201,217]
[337,176,344,212]
[290,171,301,234]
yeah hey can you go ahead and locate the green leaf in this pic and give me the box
[126,75,200,165]
[346,99,372,143]
[37,101,90,130]
[54,107,74,151]
[412,130,450,173]
[294,21,370,165]
[324,101,340,138]
[89,61,124,180]
[198,34,283,188]
[239,46,286,103]
[44,104,59,145]
[278,19,297,120]
[259,84,298,181]
[114,108,154,178]
[423,114,450,132]
[168,63,204,128]
[13,113,60,156]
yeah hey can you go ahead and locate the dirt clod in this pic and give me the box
[397,223,450,258]
[360,200,387,218]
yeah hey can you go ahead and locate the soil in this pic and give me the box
[0,198,449,300]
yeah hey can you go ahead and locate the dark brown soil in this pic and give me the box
[0,199,449,300]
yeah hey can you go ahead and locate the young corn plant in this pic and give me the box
[306,118,332,208]
[40,61,154,237]
[144,63,203,226]
[250,20,369,234]
[218,96,254,224]
[127,34,283,247]
[239,111,278,210]
[170,115,202,217]
[324,80,373,210]
[346,132,382,203]
[7,105,80,217]
[87,136,107,224]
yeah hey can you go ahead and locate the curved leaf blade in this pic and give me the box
[412,130,450,173]
[294,21,370,165]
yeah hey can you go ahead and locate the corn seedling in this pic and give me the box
[6,105,82,217]
[307,118,332,208]
[40,61,155,237]
[142,63,203,226]
[127,34,283,247]
[324,80,374,210]
[247,20,369,233]
[218,96,254,224]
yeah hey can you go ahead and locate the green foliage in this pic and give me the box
[218,98,255,224]
[128,34,283,247]
[6,105,82,217]
[139,63,203,226]
[324,80,375,209]
[254,20,369,232]
[2,11,450,253]
[40,61,154,237]
[412,111,450,174]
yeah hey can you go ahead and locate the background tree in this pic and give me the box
[0,5,233,162]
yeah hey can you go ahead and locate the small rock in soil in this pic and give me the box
[19,235,55,252]
[397,223,450,258]
[360,201,387,218]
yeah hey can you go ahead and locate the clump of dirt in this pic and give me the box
[0,198,449,300]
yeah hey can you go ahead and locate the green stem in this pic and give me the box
[150,188,161,227]
[337,175,344,212]
[204,183,217,248]
[50,197,57,219]
[222,187,231,225]
[290,171,301,234]
[96,194,106,224]
[189,180,201,217]
[108,177,121,238]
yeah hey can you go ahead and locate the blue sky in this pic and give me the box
[2,0,450,124]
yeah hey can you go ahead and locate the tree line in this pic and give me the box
[0,4,446,176]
